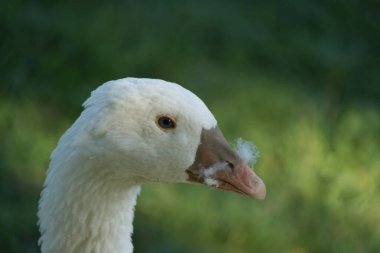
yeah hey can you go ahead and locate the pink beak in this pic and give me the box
[186,127,266,201]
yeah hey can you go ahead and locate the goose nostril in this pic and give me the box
[226,161,234,170]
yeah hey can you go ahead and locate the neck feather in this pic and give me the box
[38,149,141,253]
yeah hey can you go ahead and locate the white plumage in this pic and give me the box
[38,77,265,253]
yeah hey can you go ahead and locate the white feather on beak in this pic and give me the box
[234,138,260,166]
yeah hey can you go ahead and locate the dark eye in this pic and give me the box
[157,116,176,130]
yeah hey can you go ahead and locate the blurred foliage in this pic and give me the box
[1,0,380,252]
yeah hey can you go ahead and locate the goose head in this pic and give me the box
[80,78,265,200]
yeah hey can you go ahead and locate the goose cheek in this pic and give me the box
[186,127,266,201]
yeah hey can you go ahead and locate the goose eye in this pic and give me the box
[157,116,176,130]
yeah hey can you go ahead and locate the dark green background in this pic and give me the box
[1,1,379,252]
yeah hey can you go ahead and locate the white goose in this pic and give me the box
[38,77,266,253]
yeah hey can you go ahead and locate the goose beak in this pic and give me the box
[186,127,266,200]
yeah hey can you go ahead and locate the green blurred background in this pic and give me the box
[1,0,380,252]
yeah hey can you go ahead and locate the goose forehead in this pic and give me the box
[101,78,217,129]
[150,90,216,126]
